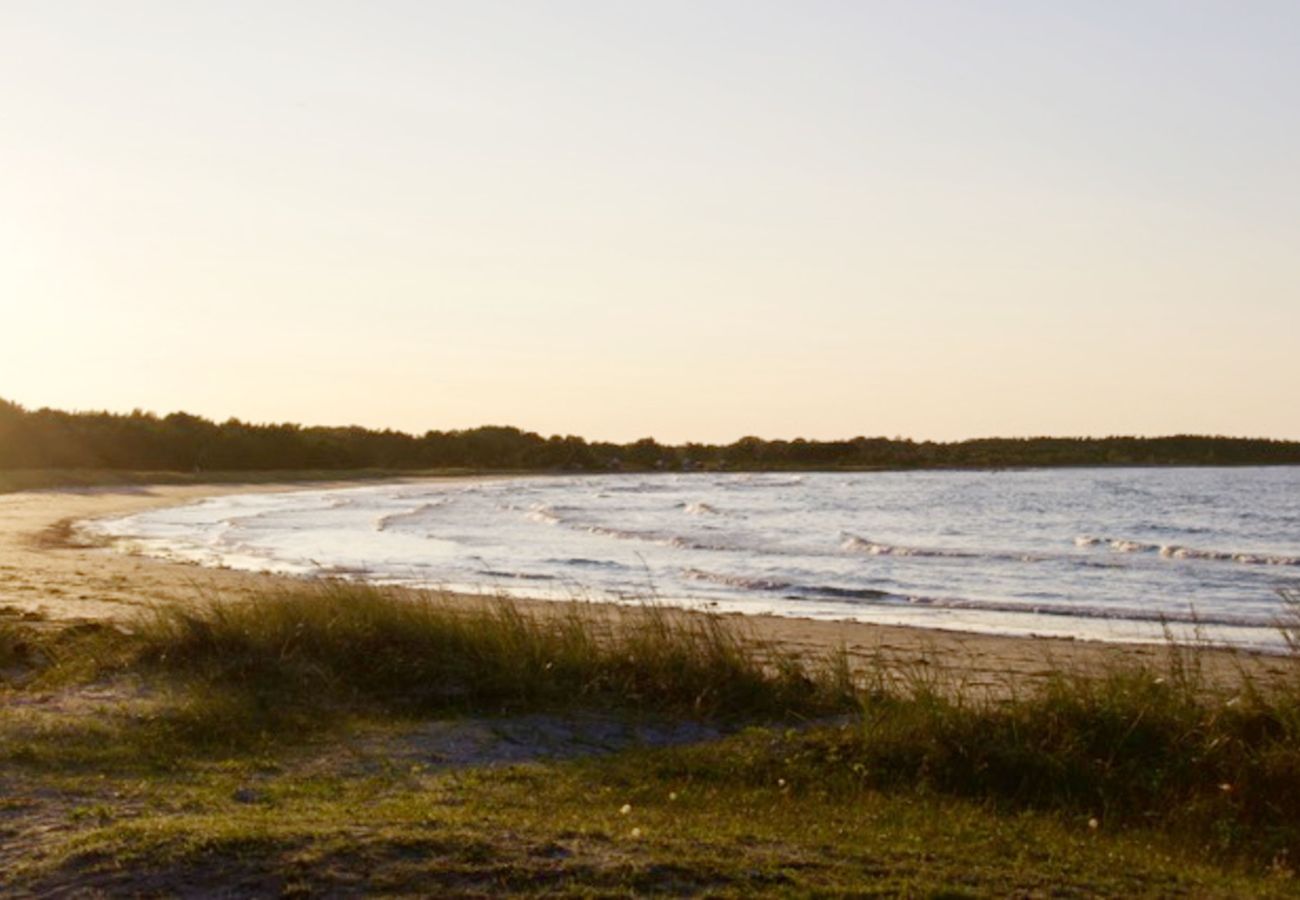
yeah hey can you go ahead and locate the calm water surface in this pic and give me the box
[87,468,1300,649]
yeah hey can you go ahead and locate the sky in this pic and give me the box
[2,1,1298,443]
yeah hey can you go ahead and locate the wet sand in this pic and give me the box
[1,480,1292,692]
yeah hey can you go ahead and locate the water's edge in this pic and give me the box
[82,469,1300,652]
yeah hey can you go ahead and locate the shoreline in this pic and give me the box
[2,477,1294,692]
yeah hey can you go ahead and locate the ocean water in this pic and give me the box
[85,468,1300,650]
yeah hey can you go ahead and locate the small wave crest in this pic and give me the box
[667,534,740,552]
[841,533,975,558]
[1160,546,1300,566]
[683,568,794,592]
[526,503,563,526]
[681,501,721,516]
[552,520,742,553]
[1077,536,1300,566]
[683,568,892,601]
[374,500,449,532]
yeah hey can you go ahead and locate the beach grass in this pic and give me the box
[692,658,1300,866]
[129,583,857,720]
[3,584,1299,894]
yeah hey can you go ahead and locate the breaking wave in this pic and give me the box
[1077,536,1300,566]
[526,504,563,526]
[841,534,977,558]
[681,501,721,516]
[374,500,450,532]
[1160,546,1300,566]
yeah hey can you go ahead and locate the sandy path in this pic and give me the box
[1,479,1292,691]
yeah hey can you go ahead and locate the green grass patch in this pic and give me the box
[12,741,1296,897]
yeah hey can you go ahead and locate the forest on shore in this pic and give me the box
[3,398,1299,473]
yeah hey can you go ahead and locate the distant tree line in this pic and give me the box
[2,398,1298,473]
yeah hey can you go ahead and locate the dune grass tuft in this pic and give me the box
[129,583,856,721]
[0,614,120,688]
[665,643,1300,865]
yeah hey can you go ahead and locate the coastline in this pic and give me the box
[2,478,1292,692]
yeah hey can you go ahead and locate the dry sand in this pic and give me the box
[1,479,1292,692]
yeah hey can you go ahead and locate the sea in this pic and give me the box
[83,467,1300,650]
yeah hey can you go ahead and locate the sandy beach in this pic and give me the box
[2,479,1292,692]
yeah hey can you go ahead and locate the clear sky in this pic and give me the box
[3,1,1298,443]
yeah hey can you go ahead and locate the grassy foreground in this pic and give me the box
[2,585,1299,896]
